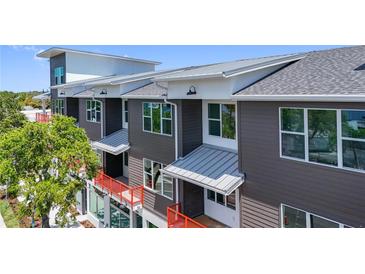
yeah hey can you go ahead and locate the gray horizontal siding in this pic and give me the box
[78,98,102,141]
[239,101,365,228]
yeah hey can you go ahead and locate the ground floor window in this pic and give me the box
[281,204,350,228]
[89,187,104,224]
[110,199,130,228]
[53,99,64,115]
[207,189,236,210]
[135,213,143,228]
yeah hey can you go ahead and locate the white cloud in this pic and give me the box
[9,45,46,61]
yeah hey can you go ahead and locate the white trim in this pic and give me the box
[233,94,365,102]
[279,107,365,174]
[86,99,102,124]
[91,142,130,155]
[280,203,351,228]
[122,94,166,99]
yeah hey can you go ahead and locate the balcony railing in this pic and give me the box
[167,203,206,228]
[93,171,144,210]
[36,113,51,123]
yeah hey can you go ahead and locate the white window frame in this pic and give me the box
[280,204,350,228]
[142,158,173,200]
[207,102,236,140]
[142,102,172,136]
[54,99,64,115]
[86,99,102,123]
[123,99,128,129]
[206,189,236,211]
[279,107,365,174]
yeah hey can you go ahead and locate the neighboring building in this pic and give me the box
[37,45,365,228]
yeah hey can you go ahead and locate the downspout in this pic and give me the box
[163,97,179,203]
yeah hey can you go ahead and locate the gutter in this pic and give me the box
[231,94,365,102]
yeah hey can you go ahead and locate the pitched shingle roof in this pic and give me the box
[234,46,365,98]
[121,82,168,99]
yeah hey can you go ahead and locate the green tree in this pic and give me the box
[0,91,27,135]
[0,115,100,227]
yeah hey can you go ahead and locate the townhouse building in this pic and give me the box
[37,46,365,228]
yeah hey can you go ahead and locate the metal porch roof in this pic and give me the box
[162,144,244,195]
[92,129,129,155]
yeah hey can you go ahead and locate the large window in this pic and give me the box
[86,100,102,123]
[143,158,173,199]
[280,108,365,172]
[53,99,64,115]
[89,188,104,224]
[281,204,349,228]
[207,189,236,210]
[110,199,130,228]
[341,110,365,170]
[54,66,64,85]
[143,103,172,135]
[208,103,236,140]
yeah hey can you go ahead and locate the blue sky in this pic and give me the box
[0,45,344,92]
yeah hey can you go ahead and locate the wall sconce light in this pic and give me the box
[187,85,197,95]
[59,90,65,95]
[100,89,107,95]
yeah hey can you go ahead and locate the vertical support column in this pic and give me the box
[130,210,134,228]
[103,194,111,228]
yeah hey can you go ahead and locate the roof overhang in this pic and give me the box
[33,93,51,100]
[161,144,244,196]
[232,94,365,102]
[121,94,166,99]
[91,129,129,155]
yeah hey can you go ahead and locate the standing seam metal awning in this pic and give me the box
[161,144,244,195]
[92,129,129,155]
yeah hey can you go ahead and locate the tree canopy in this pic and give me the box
[0,115,100,227]
[0,91,27,135]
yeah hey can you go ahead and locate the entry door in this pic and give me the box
[123,152,129,178]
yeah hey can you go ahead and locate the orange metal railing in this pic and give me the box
[167,203,206,228]
[36,113,51,123]
[93,171,144,208]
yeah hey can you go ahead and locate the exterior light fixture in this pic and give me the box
[187,85,196,95]
[59,90,65,95]
[100,89,107,95]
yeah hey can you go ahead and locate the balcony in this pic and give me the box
[92,171,144,211]
[35,113,51,123]
[167,203,206,228]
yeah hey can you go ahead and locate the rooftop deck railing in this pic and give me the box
[93,171,144,209]
[35,113,51,123]
[167,203,206,228]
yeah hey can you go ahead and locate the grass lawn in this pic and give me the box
[0,200,19,228]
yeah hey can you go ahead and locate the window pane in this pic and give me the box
[125,111,128,123]
[342,110,365,139]
[144,117,151,131]
[310,215,339,228]
[144,173,153,189]
[136,213,143,228]
[87,100,91,110]
[308,110,337,166]
[207,190,215,201]
[209,120,220,136]
[162,104,171,118]
[143,159,151,173]
[152,103,161,133]
[283,206,306,228]
[124,101,128,111]
[95,101,101,111]
[216,193,225,205]
[87,111,91,121]
[124,152,128,167]
[110,207,119,228]
[153,162,162,192]
[148,221,158,228]
[96,195,104,223]
[162,119,172,135]
[143,103,151,116]
[281,108,304,132]
[342,140,365,170]
[281,133,305,159]
[96,111,101,122]
[163,176,173,199]
[89,189,97,216]
[208,104,220,119]
[222,104,236,139]
[227,192,236,210]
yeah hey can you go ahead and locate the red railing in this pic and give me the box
[36,113,51,123]
[93,171,144,208]
[167,203,206,228]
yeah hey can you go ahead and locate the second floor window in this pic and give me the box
[143,103,172,135]
[280,107,365,172]
[53,99,64,115]
[86,100,102,123]
[208,103,236,140]
[54,66,64,85]
[143,158,173,199]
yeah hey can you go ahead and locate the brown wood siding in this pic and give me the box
[128,99,176,218]
[239,101,365,228]
[78,98,102,141]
